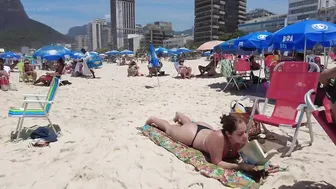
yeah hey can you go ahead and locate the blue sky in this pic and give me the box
[21,0,288,34]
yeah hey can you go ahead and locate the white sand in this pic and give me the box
[0,58,336,189]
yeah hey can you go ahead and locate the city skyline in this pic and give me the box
[21,0,288,34]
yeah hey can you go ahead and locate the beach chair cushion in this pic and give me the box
[8,108,45,116]
[137,125,286,188]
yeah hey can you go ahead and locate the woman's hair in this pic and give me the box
[220,114,244,134]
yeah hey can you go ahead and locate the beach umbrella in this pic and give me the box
[72,51,85,59]
[214,38,238,52]
[120,49,134,55]
[149,42,161,86]
[234,31,273,50]
[0,51,21,59]
[202,51,212,57]
[155,47,168,54]
[33,45,72,60]
[177,47,192,53]
[168,48,180,55]
[272,20,336,51]
[197,40,223,51]
[105,50,120,56]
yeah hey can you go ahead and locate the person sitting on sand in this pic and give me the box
[320,67,336,122]
[177,59,192,79]
[23,59,37,82]
[148,60,163,76]
[0,63,10,91]
[34,58,65,86]
[128,61,143,77]
[145,113,255,171]
[198,56,217,76]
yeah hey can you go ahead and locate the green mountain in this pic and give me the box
[0,0,72,51]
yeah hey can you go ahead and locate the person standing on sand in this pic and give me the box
[81,48,96,78]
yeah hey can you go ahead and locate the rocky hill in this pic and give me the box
[0,0,72,51]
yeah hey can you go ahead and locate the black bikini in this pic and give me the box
[190,125,211,147]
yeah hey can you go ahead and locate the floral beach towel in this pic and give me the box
[137,125,287,189]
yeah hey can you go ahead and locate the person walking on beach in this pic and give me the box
[81,48,96,78]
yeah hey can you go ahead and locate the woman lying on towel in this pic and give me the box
[34,58,65,86]
[146,113,255,171]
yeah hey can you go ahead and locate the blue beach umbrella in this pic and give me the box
[71,51,84,59]
[168,48,180,55]
[214,38,238,53]
[149,43,160,68]
[0,51,21,59]
[155,47,168,54]
[177,47,192,53]
[120,49,134,55]
[105,50,120,56]
[33,45,72,60]
[272,20,336,51]
[234,31,273,50]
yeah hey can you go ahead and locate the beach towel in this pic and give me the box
[137,125,286,189]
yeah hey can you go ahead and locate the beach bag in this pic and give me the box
[230,100,261,137]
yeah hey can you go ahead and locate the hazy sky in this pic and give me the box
[21,0,288,34]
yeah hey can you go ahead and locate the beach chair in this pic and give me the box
[8,77,61,141]
[305,90,336,145]
[17,62,33,82]
[220,59,247,91]
[243,61,320,156]
[234,59,251,80]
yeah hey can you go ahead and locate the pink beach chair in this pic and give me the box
[243,61,321,156]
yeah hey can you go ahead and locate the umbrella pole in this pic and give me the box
[324,47,327,69]
[256,49,264,91]
[304,37,307,60]
[155,68,160,87]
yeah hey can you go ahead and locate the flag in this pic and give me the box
[149,42,160,68]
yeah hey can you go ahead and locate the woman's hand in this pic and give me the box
[238,163,256,172]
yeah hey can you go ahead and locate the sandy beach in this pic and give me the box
[0,58,336,189]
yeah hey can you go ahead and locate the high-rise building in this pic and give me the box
[87,19,107,51]
[288,0,336,24]
[194,0,246,45]
[74,35,89,51]
[223,0,246,32]
[110,0,136,50]
[143,21,173,47]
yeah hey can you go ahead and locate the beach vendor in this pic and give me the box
[320,67,336,122]
[81,48,96,78]
[34,58,65,86]
[145,113,255,171]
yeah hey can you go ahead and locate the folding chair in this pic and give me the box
[305,89,336,145]
[220,59,247,91]
[8,77,61,140]
[243,61,320,156]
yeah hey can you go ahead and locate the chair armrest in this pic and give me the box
[23,94,47,97]
[23,100,53,104]
[297,104,308,111]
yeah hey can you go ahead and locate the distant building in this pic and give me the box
[74,35,88,51]
[194,0,246,45]
[288,0,336,24]
[224,0,247,31]
[317,5,336,22]
[246,9,275,21]
[110,0,136,50]
[143,21,174,47]
[102,25,113,49]
[163,35,194,49]
[136,24,143,34]
[128,34,144,53]
[238,14,288,33]
[87,19,107,51]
